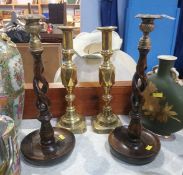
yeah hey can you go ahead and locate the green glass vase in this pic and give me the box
[142,55,183,136]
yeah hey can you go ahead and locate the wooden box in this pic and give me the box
[23,81,132,119]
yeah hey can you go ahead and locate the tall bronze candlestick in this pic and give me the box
[92,26,121,134]
[57,26,86,134]
[108,14,162,165]
[20,15,75,166]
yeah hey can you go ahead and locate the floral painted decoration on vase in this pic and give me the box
[0,33,24,131]
[0,115,20,175]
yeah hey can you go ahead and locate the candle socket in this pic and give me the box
[20,15,75,166]
[108,14,162,165]
[57,26,86,134]
[92,26,121,134]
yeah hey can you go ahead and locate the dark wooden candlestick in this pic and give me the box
[20,14,75,166]
[108,14,162,165]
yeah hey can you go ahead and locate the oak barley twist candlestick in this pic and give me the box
[108,14,162,165]
[92,26,121,134]
[57,26,86,134]
[20,15,75,166]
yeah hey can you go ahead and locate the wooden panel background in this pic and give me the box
[17,43,62,83]
[23,81,132,119]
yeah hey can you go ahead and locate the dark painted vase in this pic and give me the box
[142,55,183,136]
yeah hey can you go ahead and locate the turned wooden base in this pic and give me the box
[21,127,75,166]
[108,126,160,165]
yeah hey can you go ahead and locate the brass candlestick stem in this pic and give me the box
[20,15,75,166]
[92,26,121,134]
[108,14,162,165]
[57,26,86,134]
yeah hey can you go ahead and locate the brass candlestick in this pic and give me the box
[20,15,75,166]
[108,14,162,165]
[57,26,86,134]
[92,26,121,134]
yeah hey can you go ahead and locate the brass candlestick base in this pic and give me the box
[56,26,86,134]
[57,108,86,134]
[92,110,121,134]
[20,15,75,166]
[92,26,121,134]
[109,14,162,165]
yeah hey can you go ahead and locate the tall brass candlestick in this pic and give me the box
[92,26,121,134]
[57,26,86,134]
[20,15,75,166]
[108,14,162,165]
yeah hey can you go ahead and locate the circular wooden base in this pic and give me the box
[21,127,75,166]
[108,126,160,165]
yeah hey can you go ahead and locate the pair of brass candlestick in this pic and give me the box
[56,26,121,134]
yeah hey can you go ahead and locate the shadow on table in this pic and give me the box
[139,170,172,175]
[160,132,183,156]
